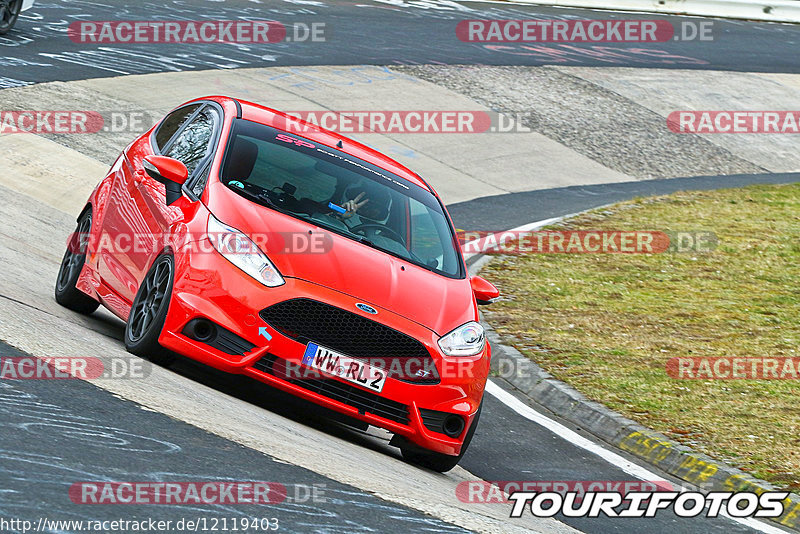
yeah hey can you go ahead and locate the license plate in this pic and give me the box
[302,342,386,393]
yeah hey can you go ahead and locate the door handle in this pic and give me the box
[134,169,145,186]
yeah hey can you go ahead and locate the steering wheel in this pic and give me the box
[351,223,406,246]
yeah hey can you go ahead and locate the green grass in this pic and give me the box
[482,183,800,489]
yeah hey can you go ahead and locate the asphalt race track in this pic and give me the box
[2,0,800,85]
[1,1,798,533]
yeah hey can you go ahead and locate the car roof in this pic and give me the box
[204,96,433,193]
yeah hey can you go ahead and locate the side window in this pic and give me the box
[191,163,211,198]
[155,104,201,151]
[165,107,217,175]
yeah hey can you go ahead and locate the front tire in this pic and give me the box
[401,401,483,473]
[124,254,176,366]
[55,209,100,315]
[0,0,22,36]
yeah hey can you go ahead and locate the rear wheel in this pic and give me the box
[124,254,176,366]
[55,209,100,315]
[0,0,22,35]
[401,401,482,473]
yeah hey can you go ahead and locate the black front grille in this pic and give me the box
[259,298,438,383]
[253,354,410,425]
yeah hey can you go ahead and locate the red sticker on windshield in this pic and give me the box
[275,133,316,148]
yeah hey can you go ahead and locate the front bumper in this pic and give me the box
[158,244,489,456]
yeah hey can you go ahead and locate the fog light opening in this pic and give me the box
[185,318,217,342]
[443,415,465,438]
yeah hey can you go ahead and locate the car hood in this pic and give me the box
[207,185,476,335]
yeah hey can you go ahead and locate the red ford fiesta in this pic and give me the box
[54,96,499,472]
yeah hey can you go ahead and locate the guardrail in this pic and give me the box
[511,0,800,23]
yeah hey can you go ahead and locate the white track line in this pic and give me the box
[485,381,669,483]
[485,381,788,534]
[462,216,564,264]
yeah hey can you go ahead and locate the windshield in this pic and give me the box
[219,119,464,278]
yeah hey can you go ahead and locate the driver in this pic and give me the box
[336,185,390,225]
[342,191,370,219]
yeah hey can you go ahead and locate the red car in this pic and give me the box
[54,96,499,471]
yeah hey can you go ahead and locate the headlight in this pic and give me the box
[438,321,485,356]
[207,214,284,287]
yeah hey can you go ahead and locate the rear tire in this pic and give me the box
[124,254,176,366]
[401,401,482,473]
[0,0,22,35]
[55,209,100,315]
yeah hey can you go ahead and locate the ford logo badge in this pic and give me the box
[356,303,377,314]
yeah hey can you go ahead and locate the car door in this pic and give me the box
[130,103,221,286]
[97,103,209,303]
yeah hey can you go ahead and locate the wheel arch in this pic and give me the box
[76,202,92,223]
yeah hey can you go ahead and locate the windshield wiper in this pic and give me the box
[353,234,378,249]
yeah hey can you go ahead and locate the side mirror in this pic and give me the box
[143,155,188,205]
[470,275,499,305]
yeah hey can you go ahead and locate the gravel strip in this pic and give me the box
[393,65,766,180]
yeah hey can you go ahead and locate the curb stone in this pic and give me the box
[470,253,800,532]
